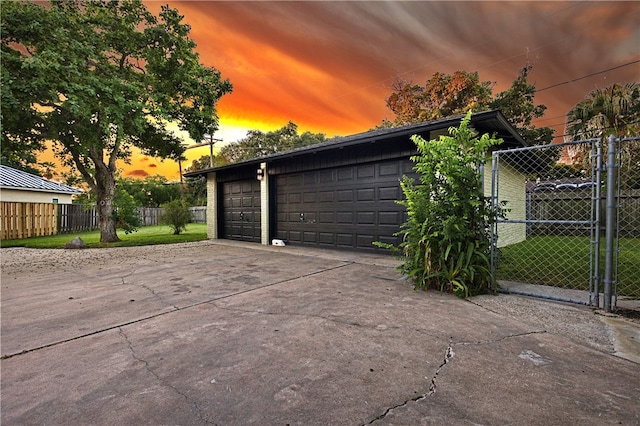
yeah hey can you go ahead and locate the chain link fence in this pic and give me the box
[490,137,640,311]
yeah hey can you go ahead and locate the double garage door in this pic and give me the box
[275,159,415,251]
[221,159,414,251]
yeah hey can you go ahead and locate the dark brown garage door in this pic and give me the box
[221,180,261,243]
[274,159,415,251]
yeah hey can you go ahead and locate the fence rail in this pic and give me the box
[527,189,640,237]
[1,202,206,239]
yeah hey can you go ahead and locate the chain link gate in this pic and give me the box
[489,136,640,312]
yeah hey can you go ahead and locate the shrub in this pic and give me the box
[160,198,191,235]
[113,188,142,234]
[376,112,504,297]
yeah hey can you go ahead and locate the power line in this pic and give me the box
[537,60,640,93]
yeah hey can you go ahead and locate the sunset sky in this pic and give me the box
[41,1,640,181]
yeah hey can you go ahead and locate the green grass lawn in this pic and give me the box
[497,235,640,298]
[0,223,208,249]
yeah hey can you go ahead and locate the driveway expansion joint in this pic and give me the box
[455,330,548,346]
[118,327,217,425]
[211,303,398,331]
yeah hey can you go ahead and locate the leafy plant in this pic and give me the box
[113,189,142,234]
[376,112,504,297]
[160,199,191,235]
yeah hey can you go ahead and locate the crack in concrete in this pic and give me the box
[366,331,546,424]
[118,327,217,425]
[364,339,455,425]
[138,282,180,311]
[427,338,455,396]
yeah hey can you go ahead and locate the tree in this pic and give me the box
[565,82,640,189]
[186,153,230,172]
[490,64,554,146]
[220,122,326,163]
[185,175,207,206]
[384,66,554,146]
[117,175,181,207]
[113,187,142,234]
[1,0,232,242]
[566,83,640,139]
[385,71,493,125]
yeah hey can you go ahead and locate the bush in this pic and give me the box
[376,112,504,297]
[113,188,142,234]
[160,199,191,235]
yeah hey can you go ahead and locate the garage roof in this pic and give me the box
[0,165,82,194]
[185,110,525,177]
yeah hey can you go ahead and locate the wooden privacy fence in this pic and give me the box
[1,202,207,239]
[58,204,99,233]
[1,202,58,239]
[189,206,206,223]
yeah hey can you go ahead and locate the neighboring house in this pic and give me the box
[0,165,82,204]
[185,110,527,252]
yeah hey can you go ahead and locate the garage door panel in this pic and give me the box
[318,191,334,202]
[303,192,317,203]
[337,168,353,180]
[336,233,354,247]
[356,188,375,201]
[357,164,375,179]
[319,170,334,182]
[356,234,375,248]
[319,232,335,245]
[336,190,353,202]
[379,211,401,225]
[356,212,375,224]
[379,186,400,200]
[318,212,334,223]
[336,211,354,224]
[380,162,400,176]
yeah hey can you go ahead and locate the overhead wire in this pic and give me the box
[537,60,640,93]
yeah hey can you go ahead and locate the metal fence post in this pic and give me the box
[490,152,499,291]
[603,135,617,312]
[590,138,602,307]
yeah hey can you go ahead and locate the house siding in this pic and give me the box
[0,188,75,204]
[484,161,526,247]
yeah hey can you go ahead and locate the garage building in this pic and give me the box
[185,110,526,252]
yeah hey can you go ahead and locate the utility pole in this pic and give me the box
[179,134,222,184]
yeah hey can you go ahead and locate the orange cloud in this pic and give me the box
[126,169,150,178]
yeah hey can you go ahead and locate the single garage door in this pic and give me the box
[275,159,415,251]
[221,180,261,242]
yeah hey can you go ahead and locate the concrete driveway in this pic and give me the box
[1,240,639,425]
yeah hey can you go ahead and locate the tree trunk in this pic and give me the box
[95,167,120,243]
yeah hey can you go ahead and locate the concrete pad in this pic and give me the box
[1,241,639,425]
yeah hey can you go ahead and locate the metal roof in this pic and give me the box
[0,165,83,194]
[184,110,526,177]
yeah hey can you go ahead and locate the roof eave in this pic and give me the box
[184,110,525,177]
